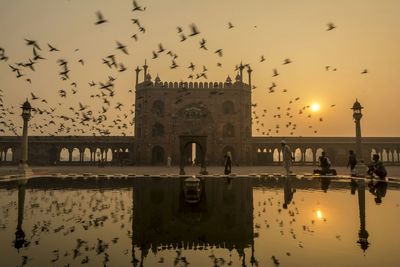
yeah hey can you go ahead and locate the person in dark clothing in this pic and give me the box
[224,151,232,175]
[367,154,387,179]
[347,150,357,171]
[318,151,331,173]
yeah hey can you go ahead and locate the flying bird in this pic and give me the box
[189,24,200,36]
[214,49,223,57]
[327,22,336,31]
[95,11,108,25]
[25,39,41,50]
[116,41,128,55]
[132,0,144,11]
[283,58,292,65]
[48,43,59,52]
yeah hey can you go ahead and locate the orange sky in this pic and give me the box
[0,0,399,137]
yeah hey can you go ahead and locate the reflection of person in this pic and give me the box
[281,141,294,175]
[347,150,357,173]
[283,176,296,209]
[224,151,232,175]
[321,177,331,192]
[368,180,388,204]
[367,154,387,179]
[318,151,331,173]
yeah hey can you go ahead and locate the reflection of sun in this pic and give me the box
[311,103,320,112]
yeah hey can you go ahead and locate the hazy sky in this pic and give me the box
[0,0,399,137]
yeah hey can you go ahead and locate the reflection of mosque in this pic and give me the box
[9,176,392,257]
[131,177,254,265]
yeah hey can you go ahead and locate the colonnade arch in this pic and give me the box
[0,147,15,162]
[56,145,131,165]
[255,145,400,166]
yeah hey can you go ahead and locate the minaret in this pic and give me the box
[357,180,369,251]
[247,66,253,88]
[135,67,141,86]
[142,59,148,82]
[239,62,244,83]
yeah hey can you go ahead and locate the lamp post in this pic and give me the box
[351,99,367,176]
[18,99,33,176]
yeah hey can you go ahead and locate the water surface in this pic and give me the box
[0,177,399,267]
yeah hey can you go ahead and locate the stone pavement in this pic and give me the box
[1,165,399,178]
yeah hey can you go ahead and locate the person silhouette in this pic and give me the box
[347,150,357,175]
[224,151,232,175]
[368,154,387,179]
[281,140,293,175]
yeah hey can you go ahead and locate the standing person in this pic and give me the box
[224,151,232,175]
[167,155,172,168]
[281,140,294,175]
[347,150,357,173]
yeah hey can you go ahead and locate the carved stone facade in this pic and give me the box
[134,62,252,165]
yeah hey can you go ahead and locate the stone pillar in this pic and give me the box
[278,149,281,163]
[68,148,73,162]
[79,149,83,163]
[312,150,316,166]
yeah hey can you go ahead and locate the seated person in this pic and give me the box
[367,154,387,179]
[318,151,331,173]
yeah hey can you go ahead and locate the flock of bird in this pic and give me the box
[0,0,370,137]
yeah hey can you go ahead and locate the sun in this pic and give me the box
[310,103,320,112]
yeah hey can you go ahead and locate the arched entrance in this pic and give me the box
[151,146,165,165]
[179,135,207,175]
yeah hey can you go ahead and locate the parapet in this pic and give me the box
[137,80,250,90]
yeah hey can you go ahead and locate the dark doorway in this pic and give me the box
[151,146,165,165]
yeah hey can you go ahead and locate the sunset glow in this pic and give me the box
[311,103,321,112]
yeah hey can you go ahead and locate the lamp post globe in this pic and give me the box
[352,99,363,121]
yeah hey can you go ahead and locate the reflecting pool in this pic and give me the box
[0,176,399,266]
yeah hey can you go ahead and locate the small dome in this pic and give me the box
[145,73,152,81]
[225,75,232,83]
[235,73,241,82]
[155,74,161,83]
[352,99,363,110]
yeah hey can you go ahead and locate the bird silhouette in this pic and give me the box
[116,41,128,55]
[327,22,336,31]
[132,0,144,11]
[48,43,59,52]
[189,24,200,36]
[214,49,223,57]
[95,11,108,25]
